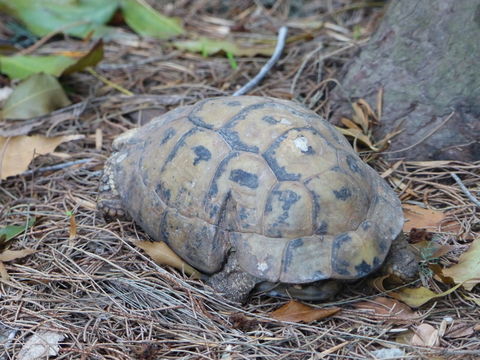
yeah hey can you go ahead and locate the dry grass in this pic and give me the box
[1,1,479,359]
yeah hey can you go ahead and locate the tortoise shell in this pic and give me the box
[105,96,403,284]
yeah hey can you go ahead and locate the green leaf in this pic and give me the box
[173,37,276,57]
[0,55,76,79]
[0,218,35,245]
[1,73,71,120]
[0,41,104,79]
[226,52,238,69]
[0,0,119,39]
[120,0,184,39]
[62,40,104,75]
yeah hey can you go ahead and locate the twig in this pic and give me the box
[233,26,288,96]
[290,41,364,95]
[450,172,480,207]
[21,158,94,176]
[86,68,134,96]
[381,111,455,155]
[17,21,88,55]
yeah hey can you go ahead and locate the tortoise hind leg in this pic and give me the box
[207,252,260,304]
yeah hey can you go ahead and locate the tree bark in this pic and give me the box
[330,0,480,161]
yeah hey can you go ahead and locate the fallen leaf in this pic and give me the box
[442,239,480,291]
[270,300,340,323]
[429,263,455,285]
[444,323,475,339]
[120,0,184,39]
[173,37,275,57]
[413,240,454,261]
[18,330,64,360]
[389,283,462,308]
[336,126,379,151]
[134,240,200,278]
[403,204,446,232]
[0,41,103,80]
[410,323,439,347]
[68,214,77,240]
[351,101,370,133]
[62,40,104,75]
[0,248,36,280]
[0,134,84,180]
[0,0,118,39]
[0,248,36,262]
[1,73,71,120]
[0,218,35,248]
[353,297,419,323]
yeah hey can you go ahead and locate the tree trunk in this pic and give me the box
[330,0,480,161]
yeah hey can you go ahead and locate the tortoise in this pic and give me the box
[98,96,418,303]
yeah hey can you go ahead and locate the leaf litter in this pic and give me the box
[0,1,479,359]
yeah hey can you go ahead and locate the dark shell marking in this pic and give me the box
[104,96,404,282]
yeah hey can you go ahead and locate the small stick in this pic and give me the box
[450,172,480,208]
[21,158,94,176]
[233,26,288,96]
[86,68,134,96]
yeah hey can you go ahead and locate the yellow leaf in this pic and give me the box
[0,134,84,180]
[270,300,340,323]
[402,204,446,232]
[335,127,379,151]
[442,239,480,291]
[134,240,201,279]
[351,101,370,133]
[340,117,361,130]
[389,283,462,308]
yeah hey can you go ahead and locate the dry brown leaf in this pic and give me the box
[69,214,77,240]
[351,102,369,133]
[413,240,453,260]
[340,117,361,131]
[270,300,340,323]
[411,323,439,347]
[356,99,378,122]
[444,323,475,339]
[0,134,84,180]
[0,248,36,280]
[442,239,480,291]
[353,297,419,323]
[336,127,379,151]
[402,204,446,232]
[134,240,200,279]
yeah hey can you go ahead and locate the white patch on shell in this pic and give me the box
[115,152,127,163]
[280,118,291,125]
[294,136,309,152]
[257,262,268,272]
